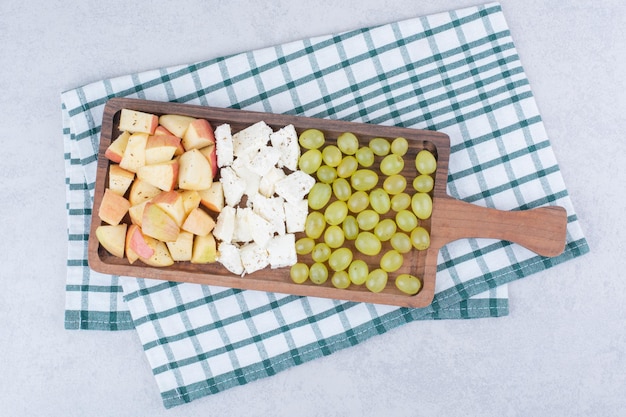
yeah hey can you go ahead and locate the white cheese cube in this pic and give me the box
[213,205,236,243]
[267,234,297,269]
[284,199,308,233]
[270,124,300,171]
[232,121,273,158]
[248,145,282,177]
[258,167,286,197]
[214,123,233,167]
[217,242,244,275]
[274,171,315,205]
[250,194,286,235]
[220,166,245,207]
[248,210,275,248]
[239,242,269,274]
[231,153,261,198]
[233,207,253,243]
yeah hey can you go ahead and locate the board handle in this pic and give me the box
[432,197,568,257]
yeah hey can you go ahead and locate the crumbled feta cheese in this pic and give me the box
[214,123,233,167]
[275,171,315,205]
[233,207,253,243]
[220,166,245,207]
[231,153,261,198]
[270,124,300,171]
[258,167,286,197]
[239,242,269,274]
[248,145,282,177]
[232,121,272,158]
[213,206,236,243]
[267,234,297,269]
[248,211,275,248]
[284,199,308,233]
[217,242,244,275]
[250,194,286,235]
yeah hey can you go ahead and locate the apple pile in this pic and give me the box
[95,109,224,267]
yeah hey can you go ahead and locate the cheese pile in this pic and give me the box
[213,121,314,275]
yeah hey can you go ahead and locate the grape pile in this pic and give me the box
[290,129,436,295]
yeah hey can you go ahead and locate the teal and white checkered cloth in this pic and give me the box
[61,2,588,408]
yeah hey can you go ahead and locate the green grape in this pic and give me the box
[290,263,309,284]
[413,174,434,193]
[369,188,391,214]
[336,156,358,178]
[415,149,437,175]
[380,250,403,272]
[342,215,359,240]
[298,149,323,174]
[337,132,359,155]
[383,174,407,195]
[308,183,332,210]
[355,146,375,167]
[332,178,352,201]
[391,137,409,156]
[350,169,379,191]
[396,209,418,232]
[355,231,382,256]
[410,226,430,250]
[309,262,329,285]
[295,237,315,255]
[390,192,412,212]
[348,260,369,285]
[324,200,348,226]
[305,211,326,239]
[317,165,337,184]
[369,137,390,156]
[324,225,345,249]
[322,145,342,167]
[411,192,433,220]
[356,210,379,231]
[366,268,388,293]
[390,232,412,254]
[374,218,396,242]
[380,154,404,176]
[311,242,332,263]
[328,247,353,272]
[299,129,325,149]
[395,274,422,295]
[347,190,370,213]
[331,270,351,289]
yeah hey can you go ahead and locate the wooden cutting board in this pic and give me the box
[88,98,567,308]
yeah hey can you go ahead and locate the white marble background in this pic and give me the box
[1,1,624,416]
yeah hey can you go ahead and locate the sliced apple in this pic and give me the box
[136,159,179,192]
[105,131,131,163]
[128,179,161,206]
[98,188,130,226]
[166,231,193,262]
[178,149,213,191]
[158,114,196,138]
[182,207,216,236]
[141,202,180,242]
[152,190,186,226]
[182,118,215,151]
[118,109,158,134]
[139,236,174,267]
[180,190,201,215]
[145,134,180,165]
[119,132,148,173]
[128,200,150,227]
[198,182,224,213]
[154,125,185,155]
[198,143,218,178]
[108,164,135,196]
[191,233,217,264]
[127,224,154,260]
[95,224,127,258]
